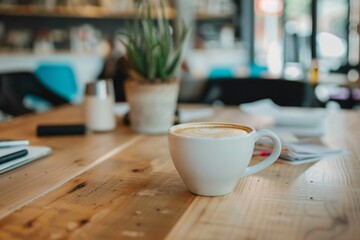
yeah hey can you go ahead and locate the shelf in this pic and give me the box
[0,5,176,20]
[196,12,234,20]
[0,6,236,21]
[0,49,100,56]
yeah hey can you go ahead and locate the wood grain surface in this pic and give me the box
[0,105,143,219]
[0,105,359,240]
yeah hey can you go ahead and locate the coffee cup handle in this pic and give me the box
[241,129,282,178]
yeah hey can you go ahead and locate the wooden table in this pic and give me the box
[0,105,359,239]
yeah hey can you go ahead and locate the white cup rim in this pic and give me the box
[168,122,255,140]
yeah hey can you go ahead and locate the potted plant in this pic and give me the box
[122,0,190,134]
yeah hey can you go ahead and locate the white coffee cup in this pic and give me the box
[168,122,281,196]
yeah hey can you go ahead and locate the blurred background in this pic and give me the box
[0,0,359,119]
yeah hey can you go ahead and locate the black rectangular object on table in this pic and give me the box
[37,124,86,136]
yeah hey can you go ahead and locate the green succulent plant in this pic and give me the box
[122,0,191,83]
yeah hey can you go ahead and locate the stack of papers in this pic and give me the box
[0,141,52,174]
[279,142,346,164]
[240,99,326,136]
[254,134,347,165]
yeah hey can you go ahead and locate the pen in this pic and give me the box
[253,150,272,156]
[0,149,29,164]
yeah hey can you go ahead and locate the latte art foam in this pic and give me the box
[175,126,248,139]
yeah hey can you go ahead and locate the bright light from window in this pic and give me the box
[266,42,283,76]
[255,0,284,16]
[317,32,346,58]
[284,63,304,80]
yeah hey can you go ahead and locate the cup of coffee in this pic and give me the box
[168,122,281,196]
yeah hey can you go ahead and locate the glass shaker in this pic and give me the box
[85,79,116,132]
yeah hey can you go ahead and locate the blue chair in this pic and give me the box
[35,63,78,102]
[250,63,268,78]
[208,67,234,79]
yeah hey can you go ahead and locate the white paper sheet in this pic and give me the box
[254,132,347,165]
[240,99,327,136]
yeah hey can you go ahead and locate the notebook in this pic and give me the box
[0,146,52,174]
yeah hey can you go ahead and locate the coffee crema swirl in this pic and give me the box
[174,126,249,139]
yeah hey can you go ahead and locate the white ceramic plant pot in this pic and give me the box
[124,80,179,134]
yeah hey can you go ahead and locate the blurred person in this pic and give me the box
[0,72,68,116]
[98,37,130,102]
